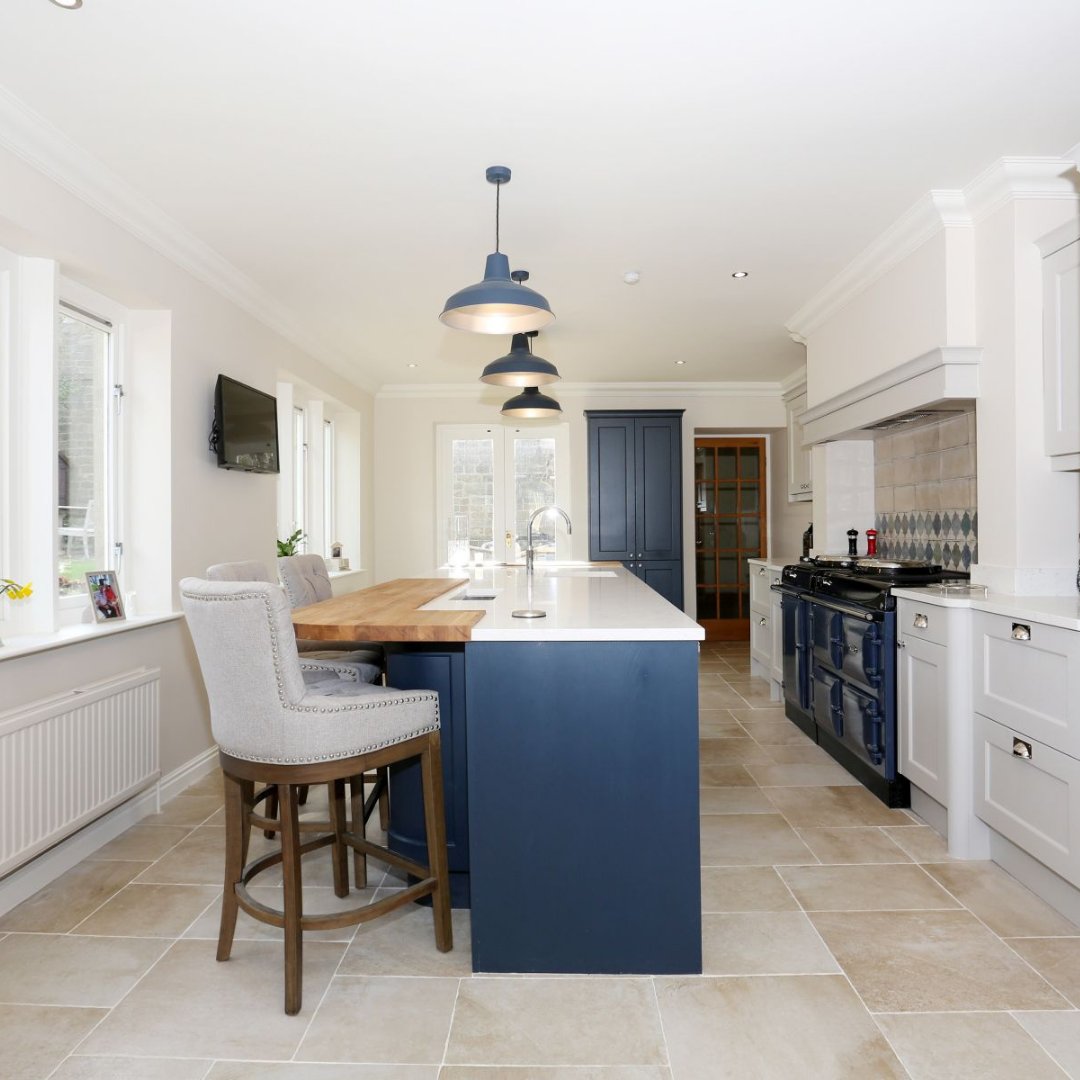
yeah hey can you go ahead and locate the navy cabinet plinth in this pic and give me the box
[385,645,471,908]
[586,410,684,610]
[465,639,701,974]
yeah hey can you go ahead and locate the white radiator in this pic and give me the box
[0,667,160,877]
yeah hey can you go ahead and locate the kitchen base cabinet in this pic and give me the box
[748,558,783,701]
[976,713,1080,887]
[895,595,989,858]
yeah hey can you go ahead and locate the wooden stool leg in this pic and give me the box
[239,778,254,868]
[279,783,303,1015]
[298,784,310,806]
[350,776,367,888]
[264,785,279,840]
[377,765,390,831]
[217,770,246,962]
[419,734,452,953]
[329,779,349,899]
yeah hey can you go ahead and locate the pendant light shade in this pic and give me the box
[439,166,555,334]
[480,332,561,387]
[500,386,563,419]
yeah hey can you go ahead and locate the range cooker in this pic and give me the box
[773,555,966,806]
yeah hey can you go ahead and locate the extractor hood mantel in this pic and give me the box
[801,346,981,445]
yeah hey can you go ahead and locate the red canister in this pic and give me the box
[866,529,878,557]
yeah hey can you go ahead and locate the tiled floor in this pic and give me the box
[2,641,1079,1078]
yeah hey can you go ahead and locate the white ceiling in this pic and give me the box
[2,0,1079,391]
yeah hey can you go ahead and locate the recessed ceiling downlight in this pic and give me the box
[732,271,749,279]
[48,0,83,8]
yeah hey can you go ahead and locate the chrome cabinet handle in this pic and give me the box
[759,617,767,626]
[1013,737,1032,759]
[1011,623,1031,641]
[847,644,859,654]
[913,613,928,629]
[773,577,781,586]
[758,566,766,576]
[897,639,907,649]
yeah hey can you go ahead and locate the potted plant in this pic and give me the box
[277,529,306,557]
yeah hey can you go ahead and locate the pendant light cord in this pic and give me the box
[495,181,501,253]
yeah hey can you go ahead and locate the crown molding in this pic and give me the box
[786,157,1080,344]
[377,380,787,400]
[785,190,970,340]
[0,86,376,393]
[779,367,807,399]
[963,156,1079,224]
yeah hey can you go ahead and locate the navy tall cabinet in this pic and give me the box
[585,409,684,609]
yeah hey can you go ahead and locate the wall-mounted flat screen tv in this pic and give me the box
[213,374,280,473]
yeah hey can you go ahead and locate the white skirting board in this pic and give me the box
[0,743,218,918]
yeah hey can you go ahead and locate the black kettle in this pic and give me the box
[801,522,813,558]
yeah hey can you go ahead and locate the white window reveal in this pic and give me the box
[435,423,570,567]
[56,295,122,618]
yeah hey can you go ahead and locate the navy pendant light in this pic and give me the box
[500,386,563,419]
[480,326,561,387]
[440,166,555,334]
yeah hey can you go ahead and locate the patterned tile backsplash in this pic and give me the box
[874,410,977,572]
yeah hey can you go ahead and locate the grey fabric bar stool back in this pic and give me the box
[180,577,452,1015]
[207,559,381,679]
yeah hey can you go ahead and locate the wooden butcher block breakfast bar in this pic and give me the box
[293,564,704,975]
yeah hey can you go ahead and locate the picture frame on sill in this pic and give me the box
[86,570,125,622]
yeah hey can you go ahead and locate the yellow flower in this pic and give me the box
[1,578,32,600]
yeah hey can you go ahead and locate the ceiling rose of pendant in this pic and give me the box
[439,165,555,335]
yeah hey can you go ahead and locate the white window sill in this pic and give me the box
[0,612,183,662]
[327,568,366,579]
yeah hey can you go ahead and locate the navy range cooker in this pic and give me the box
[773,556,967,807]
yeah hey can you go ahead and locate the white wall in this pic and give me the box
[0,142,375,774]
[373,385,792,611]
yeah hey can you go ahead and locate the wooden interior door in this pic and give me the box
[694,437,767,640]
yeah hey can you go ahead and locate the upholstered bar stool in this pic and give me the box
[180,577,452,1015]
[206,559,385,832]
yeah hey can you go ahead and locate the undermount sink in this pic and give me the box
[451,590,497,601]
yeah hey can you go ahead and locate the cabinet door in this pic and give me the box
[897,633,948,804]
[787,392,813,501]
[749,605,771,665]
[1043,236,1080,465]
[635,415,681,560]
[769,589,783,686]
[587,418,636,560]
[636,560,682,609]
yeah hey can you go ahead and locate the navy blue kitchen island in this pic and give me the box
[299,564,704,975]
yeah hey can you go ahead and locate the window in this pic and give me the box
[56,298,120,615]
[435,424,570,566]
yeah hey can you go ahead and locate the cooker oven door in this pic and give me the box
[810,599,883,694]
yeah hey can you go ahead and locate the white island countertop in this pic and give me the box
[422,563,705,643]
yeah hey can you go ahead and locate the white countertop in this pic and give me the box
[424,563,705,642]
[893,584,1080,631]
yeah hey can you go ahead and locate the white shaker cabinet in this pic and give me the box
[895,595,989,858]
[1039,224,1080,471]
[973,610,1080,888]
[748,558,783,701]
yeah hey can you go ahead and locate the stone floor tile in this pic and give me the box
[87,824,192,863]
[702,911,840,975]
[810,910,1071,1012]
[699,786,775,814]
[132,826,226,885]
[701,866,799,913]
[440,1071,671,1079]
[881,825,954,862]
[297,975,460,1064]
[735,719,815,746]
[53,1056,215,1079]
[763,742,840,765]
[0,933,170,1007]
[81,939,343,1057]
[747,762,862,787]
[700,814,816,866]
[140,794,224,828]
[764,786,911,828]
[74,882,220,937]
[876,1011,1068,1080]
[337,904,472,976]
[923,862,1080,937]
[208,1066,438,1080]
[1006,937,1080,1006]
[698,738,773,766]
[1015,1011,1080,1078]
[778,863,960,911]
[796,827,913,864]
[698,764,756,786]
[444,977,666,1067]
[0,859,150,933]
[0,1003,107,1079]
[655,974,906,1078]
